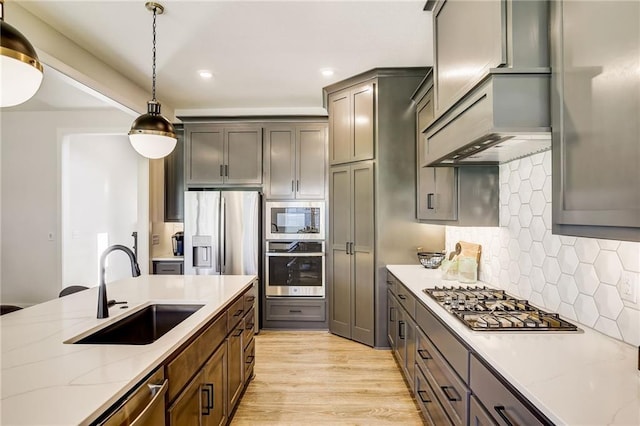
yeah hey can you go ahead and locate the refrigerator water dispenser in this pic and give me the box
[192,235,212,268]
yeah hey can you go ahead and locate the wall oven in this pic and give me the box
[265,241,325,297]
[265,201,325,240]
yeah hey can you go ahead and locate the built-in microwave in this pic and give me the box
[265,201,325,240]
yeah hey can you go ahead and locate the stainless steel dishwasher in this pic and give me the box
[98,368,168,426]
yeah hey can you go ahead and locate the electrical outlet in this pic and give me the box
[152,234,160,245]
[618,271,638,304]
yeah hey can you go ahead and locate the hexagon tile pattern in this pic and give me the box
[444,151,640,346]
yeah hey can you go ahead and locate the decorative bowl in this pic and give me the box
[417,252,446,269]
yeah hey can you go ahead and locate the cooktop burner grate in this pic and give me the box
[423,286,579,332]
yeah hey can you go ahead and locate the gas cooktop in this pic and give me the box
[423,286,579,332]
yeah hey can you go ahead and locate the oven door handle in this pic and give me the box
[266,253,325,257]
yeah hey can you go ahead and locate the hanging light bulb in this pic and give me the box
[129,2,176,159]
[0,0,44,107]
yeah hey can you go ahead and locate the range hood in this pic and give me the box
[423,70,551,166]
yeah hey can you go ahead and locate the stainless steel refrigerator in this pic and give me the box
[184,191,260,276]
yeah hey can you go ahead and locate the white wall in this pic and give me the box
[62,134,143,288]
[1,109,140,305]
[445,151,640,347]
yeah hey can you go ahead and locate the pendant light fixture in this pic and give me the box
[128,2,176,159]
[0,0,44,107]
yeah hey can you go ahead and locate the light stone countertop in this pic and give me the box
[387,264,640,426]
[0,274,255,426]
[151,254,184,262]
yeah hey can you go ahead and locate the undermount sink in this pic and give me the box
[71,304,204,345]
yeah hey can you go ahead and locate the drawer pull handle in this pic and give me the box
[289,309,303,313]
[246,355,255,364]
[246,322,254,330]
[398,320,405,339]
[417,390,431,403]
[440,385,461,402]
[417,349,432,360]
[234,309,244,317]
[233,329,243,337]
[201,383,214,415]
[389,306,395,322]
[246,296,255,302]
[398,294,407,300]
[494,405,517,426]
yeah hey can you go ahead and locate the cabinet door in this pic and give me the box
[351,83,375,162]
[328,89,351,165]
[226,322,244,413]
[351,161,375,346]
[433,167,457,221]
[405,315,416,392]
[186,125,224,185]
[328,165,352,339]
[164,128,184,222]
[296,125,326,199]
[168,370,204,426]
[387,290,397,349]
[264,126,295,199]
[552,0,640,236]
[225,127,262,185]
[201,343,227,426]
[434,0,505,114]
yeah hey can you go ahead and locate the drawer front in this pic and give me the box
[386,271,398,296]
[416,329,469,426]
[470,355,549,426]
[415,364,453,426]
[243,283,256,312]
[470,395,498,426]
[396,283,416,319]
[244,337,255,381]
[416,302,469,383]
[166,311,228,402]
[153,261,183,275]
[242,307,255,346]
[265,300,326,321]
[227,296,246,330]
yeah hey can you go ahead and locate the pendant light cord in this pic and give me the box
[151,5,157,102]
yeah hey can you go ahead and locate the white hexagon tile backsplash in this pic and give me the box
[445,150,640,346]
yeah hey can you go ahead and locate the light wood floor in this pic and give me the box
[231,330,425,425]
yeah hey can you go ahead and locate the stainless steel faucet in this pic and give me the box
[97,244,141,319]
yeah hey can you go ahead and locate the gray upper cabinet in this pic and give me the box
[413,71,499,225]
[432,0,548,116]
[164,125,184,222]
[434,0,505,115]
[264,123,327,200]
[328,83,375,165]
[425,0,552,166]
[551,0,640,241]
[185,123,262,187]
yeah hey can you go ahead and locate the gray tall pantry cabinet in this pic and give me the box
[325,68,430,347]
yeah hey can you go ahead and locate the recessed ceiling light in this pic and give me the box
[321,68,335,77]
[199,70,213,79]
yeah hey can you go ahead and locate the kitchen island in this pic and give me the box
[388,264,639,426]
[0,274,256,425]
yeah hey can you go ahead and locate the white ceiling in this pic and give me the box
[18,1,433,116]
